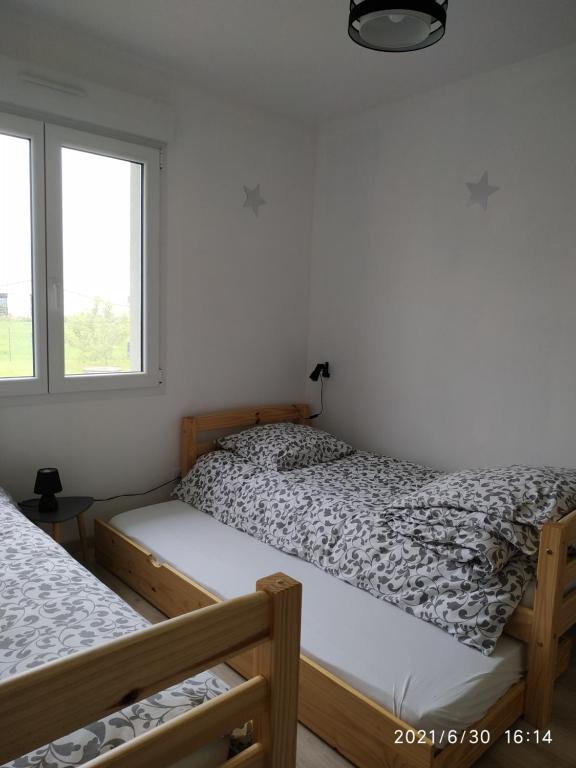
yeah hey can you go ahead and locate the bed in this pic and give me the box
[0,487,302,768]
[94,404,576,768]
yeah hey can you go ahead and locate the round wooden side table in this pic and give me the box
[19,496,94,560]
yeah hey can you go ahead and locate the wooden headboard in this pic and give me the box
[180,403,311,476]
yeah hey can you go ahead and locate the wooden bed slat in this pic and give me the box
[560,508,576,546]
[0,592,270,764]
[556,635,573,678]
[558,589,576,635]
[563,557,576,588]
[194,404,309,433]
[220,744,266,768]
[81,677,267,768]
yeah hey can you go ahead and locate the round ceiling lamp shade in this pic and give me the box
[348,1,448,52]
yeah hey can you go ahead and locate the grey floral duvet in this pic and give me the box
[175,451,576,655]
[0,489,227,768]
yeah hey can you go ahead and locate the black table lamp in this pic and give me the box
[34,468,63,513]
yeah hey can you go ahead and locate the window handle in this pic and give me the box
[51,279,63,311]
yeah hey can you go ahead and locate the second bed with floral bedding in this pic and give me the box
[0,489,230,768]
[174,424,576,656]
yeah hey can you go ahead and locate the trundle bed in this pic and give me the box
[94,404,576,768]
[0,488,302,768]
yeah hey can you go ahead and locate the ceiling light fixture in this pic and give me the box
[348,1,448,52]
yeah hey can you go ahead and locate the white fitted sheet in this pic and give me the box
[110,501,525,739]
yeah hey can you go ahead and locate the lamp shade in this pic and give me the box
[309,362,330,382]
[34,468,63,496]
[348,1,448,52]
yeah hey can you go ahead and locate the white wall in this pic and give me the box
[4,9,576,546]
[308,43,576,470]
[0,58,315,537]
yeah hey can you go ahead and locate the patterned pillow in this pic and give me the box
[217,422,354,471]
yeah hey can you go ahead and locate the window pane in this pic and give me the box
[0,133,34,379]
[61,148,143,376]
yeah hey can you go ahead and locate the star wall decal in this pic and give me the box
[243,184,266,216]
[466,171,500,211]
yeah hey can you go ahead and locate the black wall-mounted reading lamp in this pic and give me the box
[309,362,330,419]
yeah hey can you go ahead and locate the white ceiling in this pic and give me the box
[7,0,576,123]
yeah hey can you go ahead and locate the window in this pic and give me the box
[0,115,160,396]
[0,113,46,396]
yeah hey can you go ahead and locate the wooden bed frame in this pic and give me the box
[95,403,576,768]
[0,571,302,768]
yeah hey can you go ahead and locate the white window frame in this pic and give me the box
[0,115,161,397]
[0,112,47,396]
[45,125,160,393]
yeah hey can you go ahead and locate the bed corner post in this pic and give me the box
[254,573,302,768]
[295,404,311,424]
[524,520,566,728]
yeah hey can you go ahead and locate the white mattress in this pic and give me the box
[110,501,525,739]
